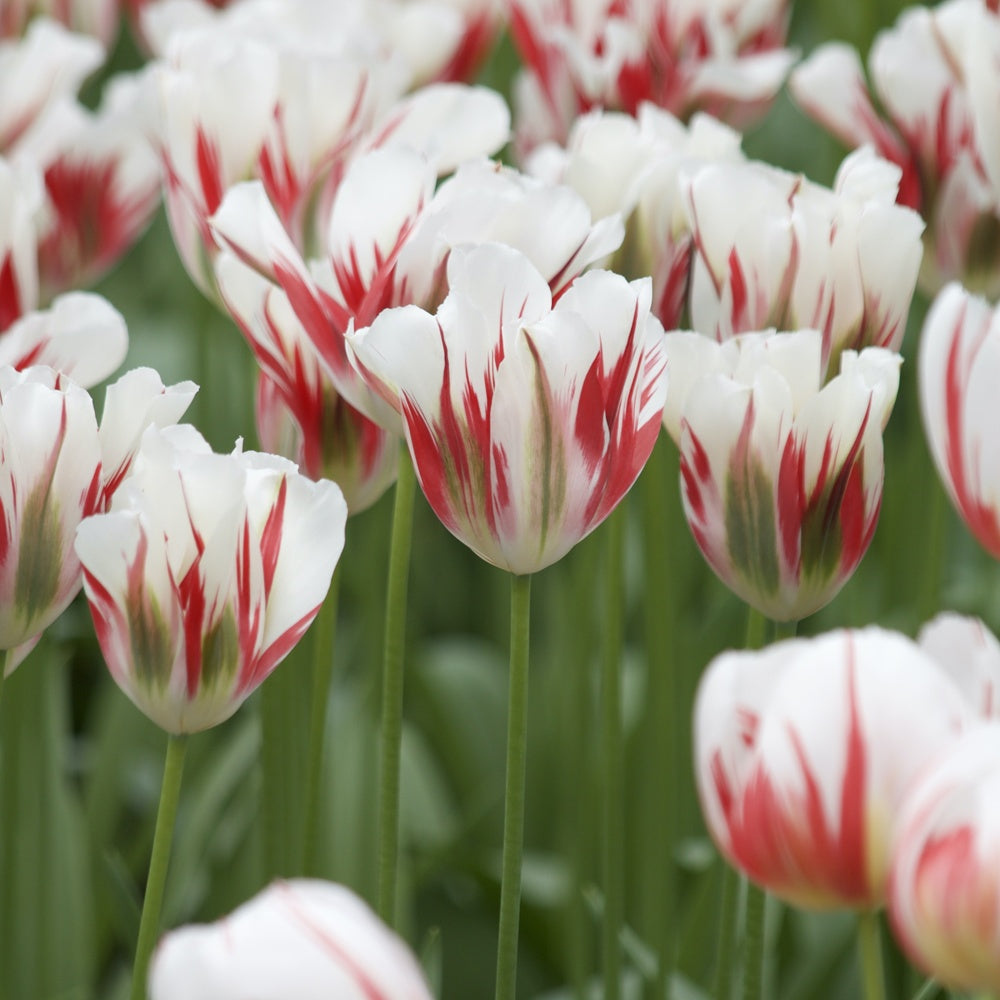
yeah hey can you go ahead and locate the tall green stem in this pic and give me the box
[303,568,341,877]
[495,572,532,1000]
[601,508,625,1000]
[713,864,739,1000]
[0,649,9,725]
[858,912,887,1000]
[376,449,416,925]
[130,733,188,1000]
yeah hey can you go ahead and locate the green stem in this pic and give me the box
[858,912,887,1000]
[713,863,739,1000]
[909,980,941,1000]
[0,649,9,724]
[601,508,625,1000]
[130,733,188,1000]
[742,882,766,1000]
[376,448,416,925]
[495,572,532,1000]
[303,568,341,877]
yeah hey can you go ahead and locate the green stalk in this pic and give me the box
[0,649,9,724]
[740,613,796,1000]
[376,448,417,925]
[495,572,532,1000]
[601,507,626,1000]
[713,864,739,1000]
[303,568,342,877]
[858,912,887,1000]
[130,733,188,1000]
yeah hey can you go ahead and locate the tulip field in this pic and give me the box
[5,0,1000,999]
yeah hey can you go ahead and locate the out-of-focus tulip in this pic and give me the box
[889,723,1000,993]
[0,365,195,666]
[919,282,1000,558]
[684,148,923,371]
[695,627,972,909]
[0,291,127,387]
[527,104,746,329]
[0,158,45,330]
[149,879,433,1000]
[348,242,667,574]
[215,253,398,514]
[790,0,1000,295]
[74,425,346,733]
[662,329,900,621]
[0,18,103,153]
[34,0,120,46]
[508,0,795,156]
[18,72,162,299]
[918,612,1000,719]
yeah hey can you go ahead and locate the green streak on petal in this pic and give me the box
[14,485,63,630]
[128,590,175,692]
[724,453,780,599]
[200,606,239,692]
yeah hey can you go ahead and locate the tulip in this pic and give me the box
[348,241,668,575]
[918,612,1000,719]
[0,292,127,389]
[149,879,433,1000]
[888,723,1000,993]
[0,158,45,330]
[662,329,900,621]
[919,282,1000,558]
[684,148,923,370]
[74,424,346,733]
[695,627,972,910]
[0,364,195,666]
[508,0,795,155]
[790,0,1000,294]
[216,251,398,513]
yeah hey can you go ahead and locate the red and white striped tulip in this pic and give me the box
[0,18,103,153]
[348,242,667,574]
[0,291,127,387]
[696,627,972,909]
[685,148,923,370]
[889,723,1000,993]
[215,253,398,514]
[149,879,432,1000]
[0,157,45,330]
[919,613,1000,720]
[919,283,1000,558]
[662,329,900,621]
[0,365,195,664]
[509,0,794,155]
[528,104,746,329]
[74,426,345,733]
[791,0,1000,294]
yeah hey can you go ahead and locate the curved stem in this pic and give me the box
[376,448,416,925]
[130,733,188,1000]
[303,568,341,877]
[601,508,625,1000]
[858,912,887,1000]
[495,572,532,1000]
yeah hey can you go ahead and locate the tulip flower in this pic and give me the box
[918,612,1000,719]
[216,252,398,514]
[889,723,1000,993]
[74,425,346,733]
[662,329,900,621]
[348,241,668,575]
[0,364,195,666]
[527,104,746,329]
[0,157,45,330]
[919,282,1000,558]
[508,0,795,155]
[684,148,923,370]
[695,627,972,910]
[149,879,433,1000]
[790,0,1000,294]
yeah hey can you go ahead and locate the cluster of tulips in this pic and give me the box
[3,0,1000,998]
